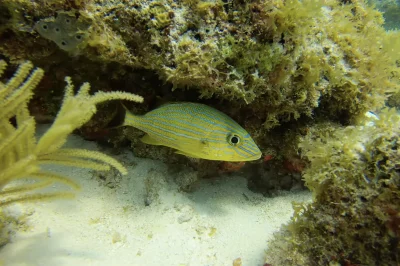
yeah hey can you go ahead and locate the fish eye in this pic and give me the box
[228,134,241,146]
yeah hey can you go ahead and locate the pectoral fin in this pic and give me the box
[141,135,161,145]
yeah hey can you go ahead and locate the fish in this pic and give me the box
[123,102,262,161]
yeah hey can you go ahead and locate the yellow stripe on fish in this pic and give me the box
[123,102,262,161]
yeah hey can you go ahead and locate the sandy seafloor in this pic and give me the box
[0,125,311,266]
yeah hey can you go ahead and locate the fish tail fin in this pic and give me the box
[121,103,139,127]
[107,103,136,129]
[120,103,130,126]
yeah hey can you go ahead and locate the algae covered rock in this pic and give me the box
[265,109,400,265]
[0,0,399,189]
[1,0,399,130]
[0,0,399,260]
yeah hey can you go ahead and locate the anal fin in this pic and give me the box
[175,150,201,159]
[141,134,161,145]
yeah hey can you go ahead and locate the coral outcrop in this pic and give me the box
[1,0,399,128]
[265,109,400,265]
[0,0,399,190]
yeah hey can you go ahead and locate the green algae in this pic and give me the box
[265,108,400,265]
[1,0,399,128]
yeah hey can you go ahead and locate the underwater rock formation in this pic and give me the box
[1,0,399,126]
[265,109,400,265]
[0,0,399,262]
[0,0,399,190]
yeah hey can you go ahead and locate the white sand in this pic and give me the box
[0,125,311,266]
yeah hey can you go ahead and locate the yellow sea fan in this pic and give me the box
[0,60,143,206]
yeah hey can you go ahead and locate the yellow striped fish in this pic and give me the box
[123,102,262,161]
